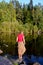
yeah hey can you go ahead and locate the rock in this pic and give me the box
[33,62,41,65]
[0,56,13,65]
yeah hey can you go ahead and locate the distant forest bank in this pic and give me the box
[0,0,43,56]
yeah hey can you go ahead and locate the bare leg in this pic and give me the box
[18,53,23,63]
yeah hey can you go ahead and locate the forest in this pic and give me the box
[0,0,43,56]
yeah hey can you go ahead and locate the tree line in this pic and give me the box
[0,0,43,55]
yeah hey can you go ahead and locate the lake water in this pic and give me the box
[0,32,43,65]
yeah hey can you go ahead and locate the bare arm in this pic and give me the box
[23,35,25,44]
[16,37,18,42]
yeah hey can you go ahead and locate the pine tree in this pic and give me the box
[29,0,33,21]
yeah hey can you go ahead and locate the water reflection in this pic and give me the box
[0,31,43,56]
[26,33,43,56]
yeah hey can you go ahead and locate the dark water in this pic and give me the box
[30,55,43,65]
[0,33,43,65]
[2,54,43,65]
[0,31,43,56]
[26,33,43,56]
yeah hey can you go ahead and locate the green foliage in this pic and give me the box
[0,0,43,56]
[33,25,38,33]
[0,1,16,22]
[14,63,18,65]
